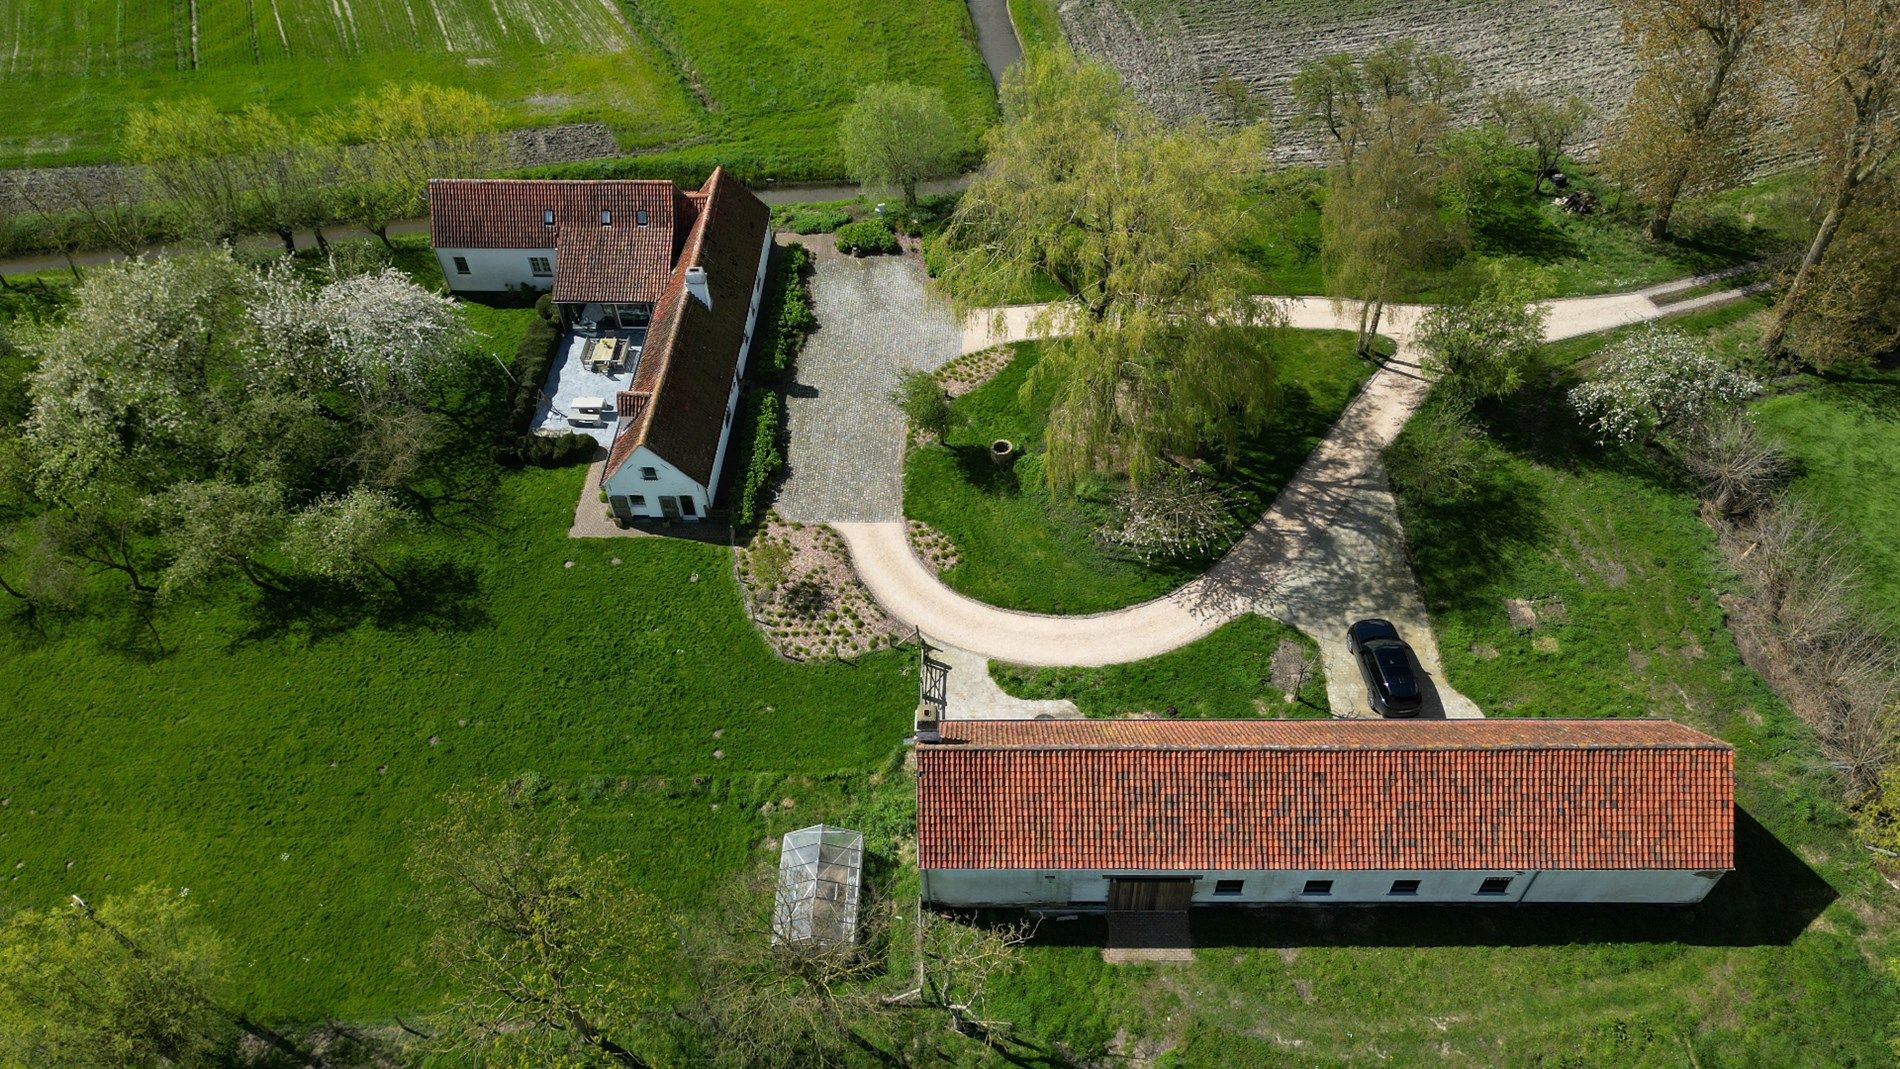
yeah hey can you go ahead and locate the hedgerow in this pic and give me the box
[730,390,783,529]
[759,242,815,377]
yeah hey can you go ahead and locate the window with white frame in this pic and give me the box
[529,256,552,277]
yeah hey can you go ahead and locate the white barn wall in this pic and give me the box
[603,445,707,519]
[436,246,556,296]
[922,867,1722,908]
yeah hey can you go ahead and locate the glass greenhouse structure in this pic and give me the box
[773,824,865,948]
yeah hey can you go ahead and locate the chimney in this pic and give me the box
[914,700,941,744]
[684,265,711,309]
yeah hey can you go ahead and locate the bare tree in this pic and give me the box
[1761,0,1900,360]
[1679,410,1790,519]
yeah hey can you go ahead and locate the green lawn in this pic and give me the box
[905,329,1372,614]
[0,0,994,176]
[0,280,919,1023]
[972,299,1899,1065]
[1753,367,1900,628]
[989,614,1329,717]
[1242,168,1809,301]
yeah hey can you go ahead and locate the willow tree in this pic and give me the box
[1761,0,1900,361]
[1302,42,1466,354]
[1601,0,1774,242]
[934,50,1278,490]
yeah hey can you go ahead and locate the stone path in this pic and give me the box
[775,250,962,524]
[838,278,1766,717]
[935,644,1080,720]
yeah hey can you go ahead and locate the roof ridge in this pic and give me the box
[610,168,722,459]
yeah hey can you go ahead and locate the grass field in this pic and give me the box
[0,0,996,175]
[989,614,1330,717]
[1242,168,1809,301]
[905,330,1372,614]
[966,299,1899,1065]
[1753,367,1900,628]
[0,283,918,1022]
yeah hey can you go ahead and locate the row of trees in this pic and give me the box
[0,247,494,637]
[0,783,1028,1068]
[1599,0,1899,365]
[0,83,501,277]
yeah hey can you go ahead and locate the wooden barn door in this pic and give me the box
[1107,878,1194,912]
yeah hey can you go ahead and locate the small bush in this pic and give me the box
[781,576,829,619]
[750,540,793,591]
[534,293,555,322]
[505,433,599,469]
[891,371,951,438]
[834,218,899,256]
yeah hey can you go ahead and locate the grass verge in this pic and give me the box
[989,614,1329,717]
[904,329,1372,614]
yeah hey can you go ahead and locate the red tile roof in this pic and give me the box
[605,167,770,487]
[917,719,1734,872]
[426,179,688,303]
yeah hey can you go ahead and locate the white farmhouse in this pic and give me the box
[428,169,773,522]
[917,719,1734,912]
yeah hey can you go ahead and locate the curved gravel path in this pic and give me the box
[840,278,1767,717]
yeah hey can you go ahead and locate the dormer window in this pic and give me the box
[601,209,612,227]
[542,209,554,227]
[635,208,649,226]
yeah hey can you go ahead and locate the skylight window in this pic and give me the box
[601,209,612,226]
[542,209,554,227]
[635,208,650,226]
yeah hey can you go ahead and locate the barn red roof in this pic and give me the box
[916,719,1734,872]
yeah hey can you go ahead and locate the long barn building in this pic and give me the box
[916,719,1734,909]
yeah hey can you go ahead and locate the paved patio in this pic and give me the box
[530,330,646,446]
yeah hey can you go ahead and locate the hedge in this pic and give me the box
[834,218,899,256]
[758,243,815,378]
[729,389,783,528]
[507,314,562,436]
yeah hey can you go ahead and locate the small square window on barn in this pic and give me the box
[1389,879,1421,896]
[529,256,552,277]
[636,208,650,226]
[1300,879,1332,896]
[452,256,470,275]
[641,467,658,481]
[1477,877,1513,895]
[1213,879,1244,896]
[542,209,555,227]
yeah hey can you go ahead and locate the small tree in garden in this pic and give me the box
[1567,328,1762,445]
[1384,399,1490,499]
[1414,280,1550,401]
[283,487,413,590]
[0,887,311,1068]
[1097,471,1242,563]
[839,82,963,209]
[1488,89,1596,193]
[148,480,292,598]
[410,786,674,1069]
[892,371,952,439]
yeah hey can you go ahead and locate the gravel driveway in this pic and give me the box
[776,251,962,523]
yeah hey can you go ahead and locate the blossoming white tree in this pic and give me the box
[1567,328,1761,444]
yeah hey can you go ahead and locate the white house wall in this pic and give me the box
[704,225,777,501]
[921,867,1722,908]
[603,445,708,520]
[436,247,556,296]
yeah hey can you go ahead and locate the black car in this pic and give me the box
[1346,619,1423,717]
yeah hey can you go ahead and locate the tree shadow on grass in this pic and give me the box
[950,444,1026,496]
[1396,458,1549,618]
[232,559,490,646]
[1004,807,1831,953]
[1472,202,1584,265]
